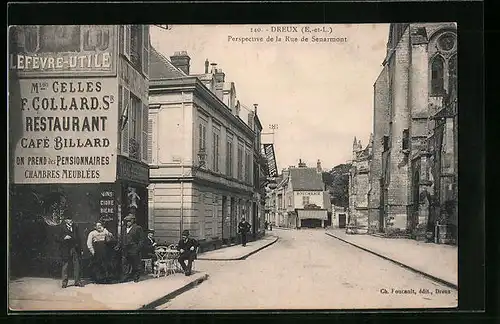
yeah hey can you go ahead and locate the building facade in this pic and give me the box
[267,160,328,229]
[148,48,266,249]
[8,25,151,278]
[350,23,457,244]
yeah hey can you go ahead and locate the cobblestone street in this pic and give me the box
[158,229,458,310]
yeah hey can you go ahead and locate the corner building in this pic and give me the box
[8,25,151,278]
[148,48,264,249]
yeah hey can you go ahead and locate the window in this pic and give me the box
[212,130,220,172]
[402,129,409,151]
[130,25,143,71]
[129,94,142,160]
[199,123,207,151]
[382,136,389,152]
[237,144,244,180]
[431,55,445,96]
[245,151,251,183]
[302,196,310,206]
[448,55,457,96]
[226,139,233,177]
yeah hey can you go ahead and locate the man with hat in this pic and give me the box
[176,230,199,276]
[57,214,84,288]
[120,213,144,282]
[238,217,251,247]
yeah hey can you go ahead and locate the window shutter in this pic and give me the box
[117,85,123,151]
[142,25,149,78]
[121,88,130,155]
[124,25,131,60]
[147,118,153,164]
[119,25,124,54]
[142,103,149,163]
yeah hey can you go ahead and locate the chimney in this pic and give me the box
[170,51,190,75]
[317,159,322,173]
[248,110,255,130]
[253,104,258,115]
[205,59,209,74]
[282,168,290,180]
[298,159,306,168]
[211,63,225,99]
[235,100,241,117]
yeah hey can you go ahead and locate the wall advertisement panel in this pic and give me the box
[13,77,118,184]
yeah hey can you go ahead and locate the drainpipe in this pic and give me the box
[180,92,185,237]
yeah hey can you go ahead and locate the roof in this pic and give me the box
[289,167,324,191]
[149,46,187,80]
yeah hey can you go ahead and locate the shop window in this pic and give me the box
[431,55,445,96]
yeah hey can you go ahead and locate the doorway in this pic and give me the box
[338,214,347,228]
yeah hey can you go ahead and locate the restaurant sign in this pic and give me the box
[13,78,118,184]
[9,25,116,77]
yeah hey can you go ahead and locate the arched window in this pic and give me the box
[448,55,457,97]
[431,55,445,96]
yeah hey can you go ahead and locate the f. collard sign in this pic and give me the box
[13,78,118,184]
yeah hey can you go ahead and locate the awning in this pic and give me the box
[297,209,328,220]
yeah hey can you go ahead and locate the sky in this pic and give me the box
[150,24,390,172]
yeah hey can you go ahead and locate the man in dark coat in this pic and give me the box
[238,217,251,247]
[120,214,144,282]
[57,215,84,288]
[177,230,199,276]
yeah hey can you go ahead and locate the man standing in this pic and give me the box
[177,230,199,276]
[120,214,144,282]
[58,215,84,288]
[238,217,251,247]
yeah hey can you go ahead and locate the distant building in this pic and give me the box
[350,23,457,244]
[267,159,328,229]
[147,48,267,248]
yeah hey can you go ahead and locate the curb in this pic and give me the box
[325,232,458,290]
[138,273,209,310]
[198,236,279,261]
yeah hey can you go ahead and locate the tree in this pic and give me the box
[324,163,351,208]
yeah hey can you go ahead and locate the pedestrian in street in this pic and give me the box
[176,230,199,276]
[57,214,84,288]
[119,214,144,283]
[86,221,115,284]
[269,221,273,231]
[265,220,269,230]
[238,217,251,247]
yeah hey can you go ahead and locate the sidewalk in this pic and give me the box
[9,271,208,311]
[326,229,457,288]
[198,234,278,261]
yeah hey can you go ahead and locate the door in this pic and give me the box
[252,202,257,236]
[338,214,347,228]
[222,196,230,241]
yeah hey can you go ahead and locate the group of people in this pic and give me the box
[57,213,201,288]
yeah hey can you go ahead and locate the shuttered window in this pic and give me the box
[147,118,153,164]
[123,25,131,60]
[118,85,123,152]
[142,25,149,78]
[121,87,130,155]
[142,103,149,163]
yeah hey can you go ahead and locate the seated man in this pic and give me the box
[176,230,199,276]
